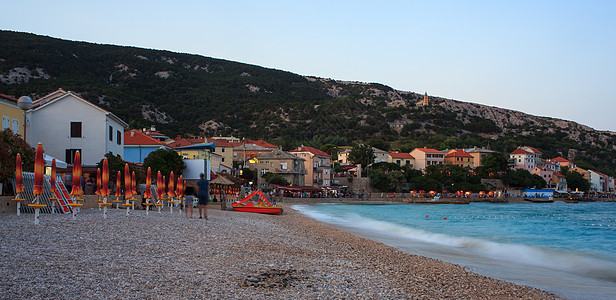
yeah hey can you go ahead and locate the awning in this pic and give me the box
[272,184,322,192]
[176,142,215,151]
[44,154,68,168]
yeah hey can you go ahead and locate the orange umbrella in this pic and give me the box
[144,167,152,199]
[162,176,166,198]
[176,175,183,198]
[132,171,137,196]
[102,158,109,197]
[124,164,132,199]
[167,171,175,198]
[71,151,83,197]
[157,171,163,200]
[115,171,122,197]
[49,159,57,195]
[96,168,101,197]
[33,143,44,196]
[15,154,24,194]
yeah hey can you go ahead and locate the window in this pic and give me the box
[281,162,288,170]
[117,130,121,145]
[222,157,225,162]
[65,149,81,164]
[109,126,113,141]
[2,116,9,130]
[12,119,19,134]
[70,122,82,138]
[221,148,225,153]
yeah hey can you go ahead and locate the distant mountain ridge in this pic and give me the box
[1,30,614,175]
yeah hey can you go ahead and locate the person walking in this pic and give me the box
[184,186,195,218]
[196,173,209,219]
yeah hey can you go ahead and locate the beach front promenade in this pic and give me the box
[1,205,558,299]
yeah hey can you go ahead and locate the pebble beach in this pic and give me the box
[0,205,559,299]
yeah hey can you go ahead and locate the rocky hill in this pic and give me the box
[1,30,614,175]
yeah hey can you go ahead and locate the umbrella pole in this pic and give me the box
[16,193,21,216]
[33,195,40,226]
[103,197,108,219]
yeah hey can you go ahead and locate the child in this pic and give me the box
[184,186,196,218]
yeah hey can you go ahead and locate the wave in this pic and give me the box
[293,204,616,283]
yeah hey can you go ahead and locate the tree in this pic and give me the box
[368,139,389,151]
[261,172,289,186]
[143,149,186,178]
[502,169,546,189]
[348,144,375,168]
[563,169,590,192]
[320,144,339,161]
[96,152,131,184]
[0,129,35,184]
[475,152,510,178]
[239,168,256,183]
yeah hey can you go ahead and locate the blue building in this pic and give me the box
[123,129,170,163]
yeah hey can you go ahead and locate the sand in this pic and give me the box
[0,204,559,299]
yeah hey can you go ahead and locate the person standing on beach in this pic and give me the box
[184,186,195,218]
[196,173,209,219]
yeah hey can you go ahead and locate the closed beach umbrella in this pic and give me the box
[96,168,101,197]
[50,159,57,195]
[115,171,122,197]
[176,175,182,198]
[162,176,166,198]
[70,151,83,197]
[131,171,137,196]
[102,158,109,197]
[124,164,132,199]
[167,171,175,198]
[15,154,24,194]
[157,171,163,200]
[33,143,44,196]
[144,167,152,199]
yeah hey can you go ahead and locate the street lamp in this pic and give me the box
[17,96,33,144]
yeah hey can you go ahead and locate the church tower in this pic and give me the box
[422,92,429,106]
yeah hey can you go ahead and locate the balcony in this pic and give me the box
[276,168,307,175]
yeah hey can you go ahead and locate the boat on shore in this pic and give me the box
[232,191,283,215]
[523,197,554,203]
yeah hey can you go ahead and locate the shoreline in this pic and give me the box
[0,204,559,299]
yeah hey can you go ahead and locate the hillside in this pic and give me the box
[1,30,615,175]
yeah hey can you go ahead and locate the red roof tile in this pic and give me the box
[389,152,414,159]
[124,130,165,146]
[0,93,18,102]
[414,148,444,154]
[445,150,473,158]
[511,148,531,155]
[552,157,570,163]
[290,146,331,157]
[206,138,234,148]
[245,139,278,148]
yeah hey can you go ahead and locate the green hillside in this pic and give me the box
[1,30,615,175]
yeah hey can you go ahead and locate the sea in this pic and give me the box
[293,201,616,299]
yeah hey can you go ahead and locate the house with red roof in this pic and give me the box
[546,156,576,170]
[124,129,171,163]
[444,149,474,168]
[531,166,567,191]
[509,146,542,171]
[410,148,444,171]
[25,89,128,166]
[233,139,278,166]
[0,93,22,136]
[388,152,415,168]
[588,170,608,193]
[290,146,332,187]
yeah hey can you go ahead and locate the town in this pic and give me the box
[2,88,613,204]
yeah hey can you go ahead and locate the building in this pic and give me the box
[444,149,474,168]
[249,149,306,187]
[588,170,606,193]
[1,93,22,136]
[531,166,567,191]
[548,157,575,169]
[290,146,332,187]
[124,129,171,163]
[464,147,496,168]
[25,89,128,166]
[336,146,353,165]
[373,147,389,164]
[233,140,278,166]
[410,148,445,171]
[510,146,542,171]
[207,138,234,166]
[388,152,414,168]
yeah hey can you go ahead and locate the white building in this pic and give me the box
[26,89,128,166]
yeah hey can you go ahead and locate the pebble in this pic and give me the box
[0,206,560,299]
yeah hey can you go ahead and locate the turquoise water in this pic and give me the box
[293,202,616,299]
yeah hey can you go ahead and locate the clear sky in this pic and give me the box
[2,0,615,131]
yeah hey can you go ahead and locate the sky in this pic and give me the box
[2,0,615,131]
